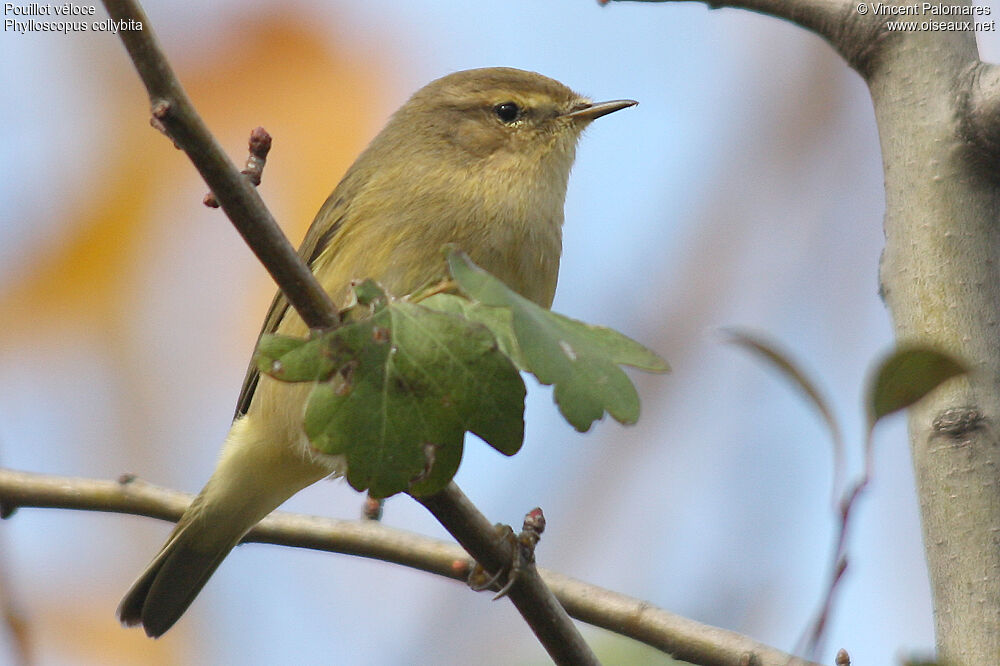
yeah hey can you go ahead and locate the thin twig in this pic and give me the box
[417,485,598,666]
[100,0,338,330]
[204,127,272,208]
[798,429,877,658]
[0,468,820,666]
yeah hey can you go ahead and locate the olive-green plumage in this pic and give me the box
[118,67,635,637]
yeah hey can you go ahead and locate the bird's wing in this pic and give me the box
[232,193,349,419]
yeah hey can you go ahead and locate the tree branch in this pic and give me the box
[96,0,600,661]
[0,468,819,666]
[100,0,338,330]
[605,0,850,39]
[603,0,1000,661]
[417,485,598,666]
[603,0,888,77]
[961,62,1000,165]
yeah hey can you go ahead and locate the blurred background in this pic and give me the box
[4,1,994,664]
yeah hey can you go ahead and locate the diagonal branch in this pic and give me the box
[0,468,820,666]
[603,0,886,76]
[97,0,597,662]
[417,485,598,666]
[101,0,338,331]
[604,0,850,35]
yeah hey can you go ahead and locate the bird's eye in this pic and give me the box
[493,102,521,123]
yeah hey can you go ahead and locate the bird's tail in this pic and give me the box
[117,489,243,637]
[117,413,333,637]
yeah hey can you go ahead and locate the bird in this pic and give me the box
[118,66,636,637]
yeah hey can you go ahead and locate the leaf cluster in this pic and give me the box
[255,249,668,498]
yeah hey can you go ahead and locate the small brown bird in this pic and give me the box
[118,67,635,637]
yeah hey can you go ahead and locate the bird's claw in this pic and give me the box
[466,508,547,601]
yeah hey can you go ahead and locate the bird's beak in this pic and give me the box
[563,99,638,121]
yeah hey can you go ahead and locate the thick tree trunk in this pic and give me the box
[628,1,1000,661]
[874,30,1000,660]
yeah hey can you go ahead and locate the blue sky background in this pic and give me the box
[4,1,998,664]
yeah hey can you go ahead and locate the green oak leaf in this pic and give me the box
[444,248,669,432]
[420,293,526,368]
[254,334,340,383]
[260,280,524,498]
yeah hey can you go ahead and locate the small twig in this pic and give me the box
[101,0,338,331]
[362,495,384,521]
[204,127,272,208]
[416,485,599,666]
[467,509,546,598]
[798,430,877,658]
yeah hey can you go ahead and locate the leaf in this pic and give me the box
[867,345,968,429]
[724,328,843,457]
[255,333,350,383]
[295,281,525,498]
[446,249,669,432]
[420,293,525,368]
